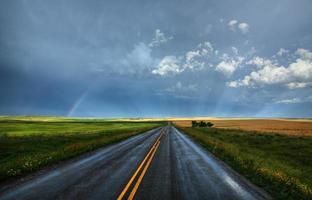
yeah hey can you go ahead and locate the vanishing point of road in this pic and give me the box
[0,125,271,200]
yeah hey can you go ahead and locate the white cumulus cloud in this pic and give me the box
[246,56,274,68]
[216,55,244,76]
[296,48,312,60]
[216,61,238,76]
[228,48,312,88]
[228,20,238,31]
[151,41,215,76]
[277,48,289,56]
[228,20,249,34]
[286,82,312,89]
[184,42,213,70]
[152,56,182,76]
[149,29,173,47]
[238,23,249,34]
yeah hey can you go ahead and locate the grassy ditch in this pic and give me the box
[0,118,163,182]
[178,126,312,200]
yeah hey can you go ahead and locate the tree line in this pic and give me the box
[191,121,214,128]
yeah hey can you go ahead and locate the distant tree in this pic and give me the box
[192,121,214,128]
[191,121,198,127]
[199,121,206,127]
[206,122,214,127]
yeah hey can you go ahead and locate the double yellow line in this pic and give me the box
[117,128,165,200]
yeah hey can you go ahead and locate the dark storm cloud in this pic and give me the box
[0,0,312,117]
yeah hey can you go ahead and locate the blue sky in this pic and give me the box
[1,0,312,117]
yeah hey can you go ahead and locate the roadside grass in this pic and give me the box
[178,127,312,200]
[0,119,163,182]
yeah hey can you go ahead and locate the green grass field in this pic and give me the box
[0,117,163,182]
[178,127,312,200]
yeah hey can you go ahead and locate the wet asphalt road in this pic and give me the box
[0,125,271,200]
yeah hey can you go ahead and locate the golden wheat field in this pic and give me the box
[173,119,312,136]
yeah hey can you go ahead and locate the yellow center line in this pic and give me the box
[127,140,161,200]
[117,128,164,200]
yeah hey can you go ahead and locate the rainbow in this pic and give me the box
[67,91,88,117]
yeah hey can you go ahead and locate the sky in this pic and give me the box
[1,0,312,117]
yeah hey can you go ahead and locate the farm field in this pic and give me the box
[174,118,312,136]
[0,117,162,182]
[177,124,312,199]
